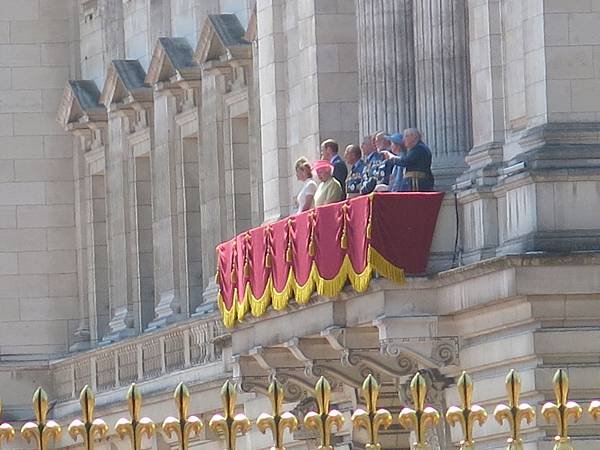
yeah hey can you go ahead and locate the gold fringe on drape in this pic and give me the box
[221,249,402,328]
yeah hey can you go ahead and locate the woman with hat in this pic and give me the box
[313,159,343,207]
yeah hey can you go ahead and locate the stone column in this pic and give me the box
[104,113,136,340]
[356,0,416,136]
[413,0,472,187]
[198,69,228,289]
[147,89,183,329]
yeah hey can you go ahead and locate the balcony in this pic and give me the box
[215,192,445,328]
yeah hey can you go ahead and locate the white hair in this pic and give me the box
[403,128,421,140]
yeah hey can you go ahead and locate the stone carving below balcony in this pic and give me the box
[379,337,460,370]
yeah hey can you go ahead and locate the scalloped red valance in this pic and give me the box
[217,192,444,327]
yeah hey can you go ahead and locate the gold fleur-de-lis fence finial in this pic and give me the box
[115,383,156,450]
[68,386,108,450]
[21,387,62,450]
[257,378,298,450]
[446,372,488,450]
[589,396,600,422]
[304,376,345,450]
[209,380,251,450]
[162,383,204,450]
[351,374,392,450]
[0,398,15,449]
[541,369,582,450]
[398,372,441,450]
[493,369,535,450]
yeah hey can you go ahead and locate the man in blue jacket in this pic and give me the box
[385,132,405,192]
[383,128,434,192]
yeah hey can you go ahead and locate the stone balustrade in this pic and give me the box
[50,315,228,403]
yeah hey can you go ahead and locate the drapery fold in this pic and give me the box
[217,192,444,327]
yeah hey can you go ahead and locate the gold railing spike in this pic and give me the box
[399,372,441,450]
[0,398,15,449]
[115,383,156,450]
[541,369,582,450]
[209,380,251,450]
[351,374,392,450]
[257,377,298,450]
[162,382,204,450]
[21,387,62,450]
[446,371,488,450]
[493,369,535,450]
[68,386,109,450]
[304,376,345,450]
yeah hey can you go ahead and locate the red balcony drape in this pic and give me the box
[216,192,444,327]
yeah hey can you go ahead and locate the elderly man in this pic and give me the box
[343,144,365,199]
[313,160,343,207]
[321,139,348,198]
[383,128,434,191]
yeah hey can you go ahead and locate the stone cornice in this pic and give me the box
[195,14,251,65]
[146,37,201,87]
[100,60,152,110]
[57,80,107,132]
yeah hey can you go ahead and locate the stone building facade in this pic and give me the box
[0,1,600,450]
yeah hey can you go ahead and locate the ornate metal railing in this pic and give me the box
[2,369,598,450]
[50,316,227,402]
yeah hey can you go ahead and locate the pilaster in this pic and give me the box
[99,60,155,340]
[247,30,265,228]
[70,131,92,352]
[146,88,184,330]
[198,68,229,281]
[147,36,208,315]
[103,111,136,340]
[57,80,109,350]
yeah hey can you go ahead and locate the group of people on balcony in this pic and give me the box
[295,128,434,214]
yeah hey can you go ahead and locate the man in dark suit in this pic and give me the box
[321,139,348,199]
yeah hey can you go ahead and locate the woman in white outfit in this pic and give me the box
[294,157,317,214]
